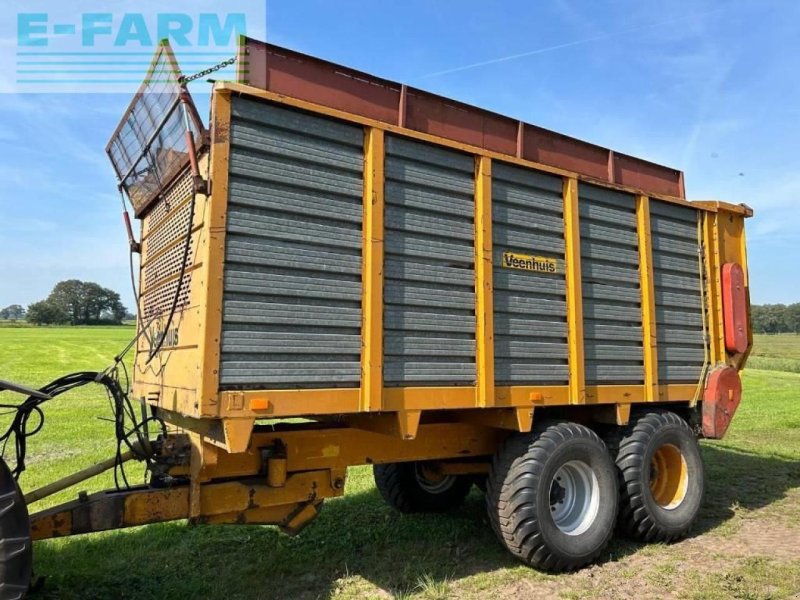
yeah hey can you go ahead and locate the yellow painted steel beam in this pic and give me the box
[495,385,569,407]
[384,386,475,410]
[474,156,495,408]
[658,383,698,401]
[210,384,701,478]
[31,487,190,541]
[30,470,344,541]
[457,407,533,432]
[360,127,386,412]
[563,177,586,404]
[197,470,344,520]
[585,384,644,404]
[198,87,233,417]
[216,381,698,422]
[203,422,508,480]
[700,206,753,370]
[702,212,726,364]
[739,225,754,366]
[635,195,659,401]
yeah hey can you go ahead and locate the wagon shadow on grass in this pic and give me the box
[29,444,800,600]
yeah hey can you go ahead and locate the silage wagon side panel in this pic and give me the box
[649,201,706,383]
[491,163,569,386]
[195,86,719,421]
[219,97,365,389]
[382,136,477,387]
[579,185,645,385]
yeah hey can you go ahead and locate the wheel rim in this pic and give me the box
[414,463,457,494]
[549,460,600,536]
[649,443,689,509]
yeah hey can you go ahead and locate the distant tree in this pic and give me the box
[786,303,800,334]
[48,279,87,325]
[0,304,25,321]
[26,300,69,325]
[751,303,798,334]
[27,280,128,326]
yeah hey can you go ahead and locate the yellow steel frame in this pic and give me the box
[563,178,586,405]
[703,211,726,365]
[197,88,232,413]
[29,421,505,541]
[361,127,386,413]
[698,202,753,370]
[130,81,753,450]
[474,156,495,408]
[31,71,755,550]
[636,195,659,401]
[30,469,341,541]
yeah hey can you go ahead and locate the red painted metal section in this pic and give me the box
[244,43,401,124]
[240,38,685,199]
[702,367,742,439]
[405,88,519,155]
[521,123,610,181]
[721,262,748,354]
[613,153,685,198]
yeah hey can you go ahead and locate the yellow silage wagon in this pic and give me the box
[0,38,753,595]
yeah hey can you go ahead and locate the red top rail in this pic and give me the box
[238,37,685,199]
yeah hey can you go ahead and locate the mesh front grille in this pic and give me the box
[140,170,196,320]
[142,273,192,320]
[143,238,195,291]
[143,171,194,244]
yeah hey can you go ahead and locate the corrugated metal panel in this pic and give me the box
[650,201,705,383]
[492,163,568,384]
[383,136,476,385]
[219,97,364,389]
[579,184,644,384]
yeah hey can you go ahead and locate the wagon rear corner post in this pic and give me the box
[6,37,754,595]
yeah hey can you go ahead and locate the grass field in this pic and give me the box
[1,327,799,599]
[0,320,34,328]
[750,333,800,373]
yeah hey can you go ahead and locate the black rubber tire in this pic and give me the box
[0,459,32,600]
[373,461,473,513]
[608,410,704,543]
[486,422,618,572]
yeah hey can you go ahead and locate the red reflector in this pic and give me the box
[721,262,748,354]
[702,366,741,439]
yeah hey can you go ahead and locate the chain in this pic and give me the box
[180,55,237,84]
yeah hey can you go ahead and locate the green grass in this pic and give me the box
[0,327,798,599]
[0,320,34,328]
[750,333,800,373]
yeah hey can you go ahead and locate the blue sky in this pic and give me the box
[1,0,798,310]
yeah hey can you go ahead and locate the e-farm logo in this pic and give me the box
[18,13,246,48]
[3,1,266,93]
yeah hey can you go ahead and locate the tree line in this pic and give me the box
[1,280,129,325]
[751,304,800,334]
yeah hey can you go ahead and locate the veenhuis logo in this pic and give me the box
[501,252,560,274]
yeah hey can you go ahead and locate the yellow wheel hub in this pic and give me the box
[649,444,688,509]
[419,464,445,484]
